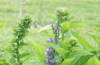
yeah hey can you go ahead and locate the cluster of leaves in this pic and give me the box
[32,8,100,65]
[10,16,32,65]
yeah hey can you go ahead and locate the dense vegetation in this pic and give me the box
[0,0,100,65]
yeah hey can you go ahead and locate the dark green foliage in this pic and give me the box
[11,16,31,65]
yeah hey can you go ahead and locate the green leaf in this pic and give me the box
[70,55,92,65]
[61,58,73,65]
[50,44,68,58]
[87,56,100,65]
[38,25,51,32]
[48,13,56,20]
[10,57,17,64]
[75,33,95,51]
[69,47,93,57]
[88,33,100,48]
[61,22,70,34]
[30,42,46,62]
[70,23,87,28]
[0,22,6,28]
[20,52,31,59]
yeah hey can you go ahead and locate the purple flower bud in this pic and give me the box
[47,47,52,57]
[56,39,59,43]
[43,52,46,54]
[43,47,52,57]
[46,50,51,57]
[57,29,60,35]
[44,58,50,65]
[52,58,56,65]
[52,24,55,30]
[48,47,51,51]
[47,38,53,43]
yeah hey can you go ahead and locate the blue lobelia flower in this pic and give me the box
[56,39,59,44]
[44,58,50,65]
[52,58,56,65]
[43,47,52,65]
[52,24,55,31]
[57,29,60,35]
[43,47,52,57]
[47,47,52,57]
[47,38,53,43]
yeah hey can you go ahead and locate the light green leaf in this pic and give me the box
[61,58,73,65]
[87,56,100,65]
[75,33,95,51]
[48,13,56,20]
[50,44,68,58]
[71,55,92,65]
[61,22,70,34]
[69,47,93,57]
[30,42,46,62]
[88,33,100,48]
[38,25,51,32]
[70,23,87,28]
[0,22,6,28]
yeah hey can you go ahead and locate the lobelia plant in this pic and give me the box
[42,8,76,65]
[32,7,100,65]
[10,16,31,65]
[38,8,88,65]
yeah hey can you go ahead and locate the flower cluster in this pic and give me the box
[43,47,56,65]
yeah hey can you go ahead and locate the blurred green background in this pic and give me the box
[0,0,100,64]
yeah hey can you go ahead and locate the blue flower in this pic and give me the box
[52,24,55,30]
[56,39,59,43]
[47,38,53,43]
[44,58,50,65]
[57,29,60,35]
[52,58,56,65]
[43,47,52,57]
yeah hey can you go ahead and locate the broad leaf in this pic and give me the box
[38,25,51,32]
[61,22,70,34]
[30,42,46,62]
[75,33,95,51]
[87,56,100,65]
[88,33,100,48]
[70,55,92,65]
[61,58,73,65]
[50,44,68,58]
[70,23,87,28]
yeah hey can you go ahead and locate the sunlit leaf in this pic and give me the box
[87,56,100,65]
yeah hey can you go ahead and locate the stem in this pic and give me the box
[62,33,64,41]
[54,19,60,44]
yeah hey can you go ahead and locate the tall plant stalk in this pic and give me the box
[11,16,31,65]
[43,8,71,65]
